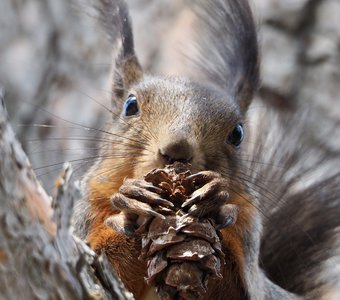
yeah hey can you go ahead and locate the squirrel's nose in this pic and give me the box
[159,139,193,165]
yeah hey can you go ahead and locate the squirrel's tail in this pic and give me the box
[245,104,340,296]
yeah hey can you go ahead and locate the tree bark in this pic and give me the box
[1,0,340,299]
[0,95,133,300]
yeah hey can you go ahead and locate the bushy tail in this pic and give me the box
[244,103,340,296]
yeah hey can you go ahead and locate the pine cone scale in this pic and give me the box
[138,163,226,300]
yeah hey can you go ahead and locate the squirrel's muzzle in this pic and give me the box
[159,139,193,165]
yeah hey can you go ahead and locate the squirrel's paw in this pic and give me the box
[182,171,238,227]
[107,179,173,235]
[110,178,172,219]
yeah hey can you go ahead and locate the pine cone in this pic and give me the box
[137,163,225,300]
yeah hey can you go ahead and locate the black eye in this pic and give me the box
[227,124,244,148]
[123,95,139,117]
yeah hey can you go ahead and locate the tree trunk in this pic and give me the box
[0,96,133,299]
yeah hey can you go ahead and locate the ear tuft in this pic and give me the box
[98,0,143,107]
[183,0,260,113]
[113,56,143,100]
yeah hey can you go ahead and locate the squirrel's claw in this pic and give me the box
[185,171,222,187]
[108,178,171,235]
[181,171,233,221]
[182,171,229,208]
[120,179,173,208]
[123,178,165,194]
[215,204,239,229]
[187,190,229,218]
[111,192,165,220]
[182,179,228,208]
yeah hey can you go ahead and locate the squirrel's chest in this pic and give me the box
[140,286,158,300]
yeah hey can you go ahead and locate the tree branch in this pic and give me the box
[0,95,133,299]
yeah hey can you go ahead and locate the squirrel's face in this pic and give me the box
[113,76,246,180]
[103,0,258,187]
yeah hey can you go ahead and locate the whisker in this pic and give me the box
[24,136,149,151]
[35,150,146,169]
[27,147,102,156]
[19,99,152,148]
[77,89,157,144]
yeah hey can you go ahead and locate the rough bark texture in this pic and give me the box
[0,97,133,299]
[0,0,339,299]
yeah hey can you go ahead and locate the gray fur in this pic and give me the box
[73,0,340,299]
[246,105,340,298]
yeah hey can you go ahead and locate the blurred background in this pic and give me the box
[0,0,339,193]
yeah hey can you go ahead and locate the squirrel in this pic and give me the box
[73,0,340,299]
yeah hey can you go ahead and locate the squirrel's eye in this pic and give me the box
[123,95,139,117]
[227,124,244,148]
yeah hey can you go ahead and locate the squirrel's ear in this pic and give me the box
[112,52,143,102]
[98,0,143,108]
[183,0,260,113]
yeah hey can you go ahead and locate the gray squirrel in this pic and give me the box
[73,0,340,299]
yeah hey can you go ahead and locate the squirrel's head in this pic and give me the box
[103,0,259,181]
[112,75,246,179]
